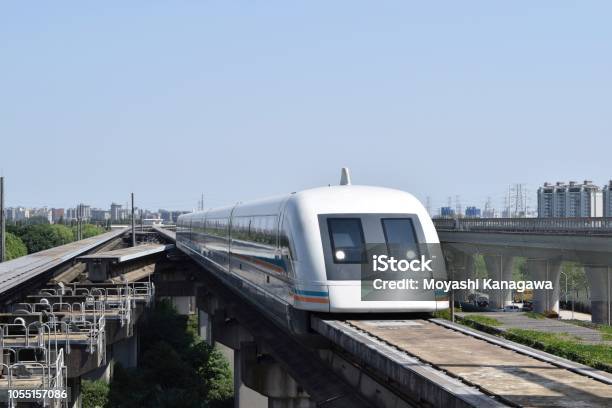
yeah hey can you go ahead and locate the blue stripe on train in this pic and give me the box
[292,289,329,297]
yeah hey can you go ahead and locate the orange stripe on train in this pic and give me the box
[293,295,329,304]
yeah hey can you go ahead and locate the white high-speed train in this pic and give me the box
[177,171,448,332]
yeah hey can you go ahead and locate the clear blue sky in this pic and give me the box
[1,2,610,212]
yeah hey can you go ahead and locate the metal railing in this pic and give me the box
[433,217,612,235]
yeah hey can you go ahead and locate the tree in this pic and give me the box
[5,232,27,260]
[18,224,74,253]
[82,380,109,408]
[107,301,233,408]
[26,216,50,225]
[80,224,106,239]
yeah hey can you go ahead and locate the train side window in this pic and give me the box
[381,218,419,259]
[327,218,365,264]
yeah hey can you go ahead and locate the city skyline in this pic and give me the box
[5,177,612,220]
[2,2,611,210]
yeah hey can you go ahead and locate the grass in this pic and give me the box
[462,314,502,327]
[599,325,612,341]
[433,309,452,320]
[563,320,612,341]
[524,311,545,319]
[505,328,612,371]
[434,311,612,372]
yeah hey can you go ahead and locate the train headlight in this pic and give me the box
[335,250,346,261]
[406,250,416,259]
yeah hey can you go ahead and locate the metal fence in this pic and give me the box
[433,217,612,235]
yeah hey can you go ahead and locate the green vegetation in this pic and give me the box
[512,257,527,281]
[433,309,452,320]
[524,311,545,319]
[76,224,106,239]
[5,223,105,256]
[565,320,612,341]
[505,328,612,371]
[599,325,612,341]
[560,262,589,302]
[82,380,109,408]
[462,314,502,327]
[5,232,27,260]
[15,224,74,253]
[472,254,488,279]
[439,311,612,372]
[105,301,233,408]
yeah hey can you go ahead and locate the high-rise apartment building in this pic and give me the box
[538,180,602,217]
[603,181,612,217]
[110,203,122,222]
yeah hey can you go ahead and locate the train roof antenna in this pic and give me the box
[340,167,351,186]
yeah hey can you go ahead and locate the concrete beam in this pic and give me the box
[439,231,612,260]
[213,313,254,350]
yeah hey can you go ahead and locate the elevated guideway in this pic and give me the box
[434,218,612,322]
[0,227,171,407]
[155,225,612,407]
[313,317,612,407]
[152,224,176,242]
[0,228,129,299]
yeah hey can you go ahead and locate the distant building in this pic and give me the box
[482,207,497,218]
[51,208,65,223]
[77,204,91,221]
[91,208,110,222]
[440,206,455,218]
[604,181,612,217]
[118,208,130,221]
[465,206,481,218]
[143,218,163,226]
[110,203,122,221]
[538,180,602,218]
[6,207,28,222]
[31,207,52,223]
[65,208,76,221]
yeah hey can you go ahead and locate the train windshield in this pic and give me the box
[327,218,366,263]
[381,218,419,259]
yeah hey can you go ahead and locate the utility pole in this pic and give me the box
[76,204,81,241]
[1,176,5,263]
[131,193,136,247]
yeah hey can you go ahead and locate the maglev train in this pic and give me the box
[177,170,448,333]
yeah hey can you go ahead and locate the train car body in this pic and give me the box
[177,184,448,332]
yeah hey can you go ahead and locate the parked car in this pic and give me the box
[522,301,533,311]
[477,297,489,308]
[504,305,521,312]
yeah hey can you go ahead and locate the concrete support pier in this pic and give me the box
[584,266,611,324]
[526,259,562,314]
[198,309,213,345]
[484,255,515,308]
[240,342,314,408]
[444,248,474,303]
[113,329,138,368]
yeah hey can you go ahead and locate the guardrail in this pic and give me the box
[433,217,612,235]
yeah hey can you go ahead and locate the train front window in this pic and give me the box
[327,218,365,264]
[382,218,419,259]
